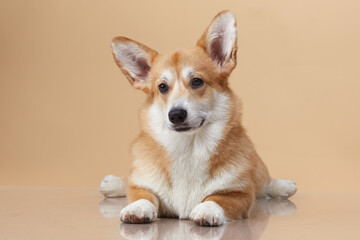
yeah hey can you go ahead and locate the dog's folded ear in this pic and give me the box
[111,37,158,92]
[196,10,237,73]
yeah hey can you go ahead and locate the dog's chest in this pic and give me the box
[167,153,210,218]
[157,133,218,218]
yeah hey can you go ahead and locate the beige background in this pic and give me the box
[0,0,359,191]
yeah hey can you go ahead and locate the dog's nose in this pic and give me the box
[168,109,187,124]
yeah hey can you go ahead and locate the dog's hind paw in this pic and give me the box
[265,179,297,199]
[100,175,126,198]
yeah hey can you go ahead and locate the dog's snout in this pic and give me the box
[168,109,187,124]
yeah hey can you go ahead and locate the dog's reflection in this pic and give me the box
[99,197,128,218]
[99,198,296,240]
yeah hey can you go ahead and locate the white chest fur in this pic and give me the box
[161,129,223,218]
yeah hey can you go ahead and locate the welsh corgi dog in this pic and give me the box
[100,10,297,226]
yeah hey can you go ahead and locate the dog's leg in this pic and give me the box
[99,175,126,198]
[190,191,254,226]
[120,185,159,224]
[264,178,297,199]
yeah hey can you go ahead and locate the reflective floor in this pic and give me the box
[0,187,359,239]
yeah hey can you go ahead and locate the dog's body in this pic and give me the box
[101,10,296,226]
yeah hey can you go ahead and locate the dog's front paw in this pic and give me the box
[120,199,157,224]
[190,201,227,226]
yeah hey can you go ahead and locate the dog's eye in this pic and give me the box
[158,83,169,94]
[190,78,204,89]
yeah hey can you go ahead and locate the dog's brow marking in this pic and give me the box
[181,66,193,79]
[161,70,173,83]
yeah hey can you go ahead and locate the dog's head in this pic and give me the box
[111,11,237,134]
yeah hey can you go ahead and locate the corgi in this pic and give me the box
[100,10,297,226]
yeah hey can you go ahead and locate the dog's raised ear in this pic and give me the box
[196,11,237,72]
[111,37,158,92]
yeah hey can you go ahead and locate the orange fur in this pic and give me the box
[127,185,159,209]
[203,188,255,219]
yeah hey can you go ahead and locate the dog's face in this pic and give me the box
[111,11,237,133]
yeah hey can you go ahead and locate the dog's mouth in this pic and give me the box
[173,119,205,132]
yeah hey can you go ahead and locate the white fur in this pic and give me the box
[120,199,157,223]
[265,179,297,199]
[207,12,237,63]
[131,91,248,219]
[181,66,193,79]
[190,201,227,226]
[99,175,126,198]
[161,69,173,84]
[111,42,150,82]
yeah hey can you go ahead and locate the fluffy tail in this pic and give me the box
[99,175,127,198]
[264,179,297,199]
